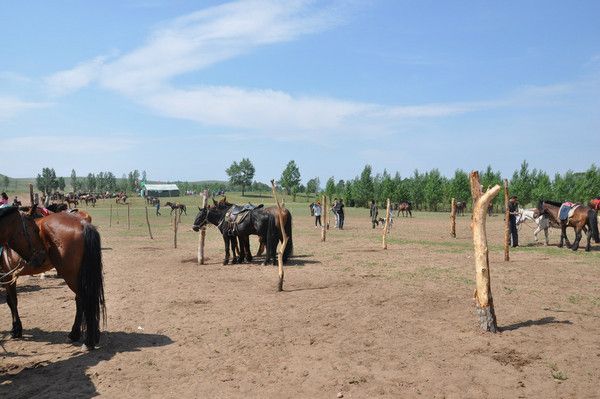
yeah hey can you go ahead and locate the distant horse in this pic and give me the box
[397,201,412,217]
[115,194,128,204]
[82,194,97,207]
[539,200,599,251]
[0,207,105,348]
[456,201,467,216]
[65,196,78,209]
[165,201,187,216]
[516,208,554,245]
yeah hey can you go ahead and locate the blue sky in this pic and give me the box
[1,0,599,184]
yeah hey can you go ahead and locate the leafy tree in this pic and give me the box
[141,170,147,184]
[378,170,395,205]
[128,170,140,192]
[280,160,301,199]
[86,173,97,192]
[2,175,8,190]
[510,160,538,206]
[57,177,66,191]
[226,158,255,196]
[423,169,445,211]
[36,167,59,195]
[575,164,600,203]
[480,165,503,207]
[325,177,336,201]
[70,169,80,192]
[106,172,117,192]
[448,169,470,205]
[531,171,552,203]
[354,165,374,207]
[410,170,426,210]
[306,177,320,195]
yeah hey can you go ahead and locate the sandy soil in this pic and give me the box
[1,202,600,398]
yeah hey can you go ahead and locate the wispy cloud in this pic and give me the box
[45,56,108,96]
[0,96,50,121]
[0,135,138,152]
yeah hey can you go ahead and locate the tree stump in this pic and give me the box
[321,195,327,242]
[470,171,501,333]
[382,198,390,249]
[198,189,208,265]
[271,180,288,292]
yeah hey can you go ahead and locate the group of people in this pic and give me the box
[309,198,345,229]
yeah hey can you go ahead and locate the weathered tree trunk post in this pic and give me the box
[145,206,153,239]
[109,204,113,227]
[173,212,179,249]
[127,203,131,230]
[29,184,34,206]
[382,198,391,249]
[450,198,457,238]
[271,180,289,292]
[470,171,501,333]
[198,189,208,265]
[503,179,510,262]
[321,195,327,242]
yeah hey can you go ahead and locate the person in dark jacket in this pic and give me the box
[508,196,519,247]
[370,200,378,228]
[337,199,345,229]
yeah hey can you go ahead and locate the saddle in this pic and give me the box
[559,203,580,221]
[224,204,263,235]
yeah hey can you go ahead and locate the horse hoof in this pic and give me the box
[68,331,81,342]
[11,329,22,339]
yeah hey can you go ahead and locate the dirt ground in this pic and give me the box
[1,200,600,398]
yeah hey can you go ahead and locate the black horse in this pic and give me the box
[192,203,279,265]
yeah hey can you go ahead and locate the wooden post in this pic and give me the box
[109,204,113,227]
[198,189,208,265]
[145,206,153,239]
[271,180,288,292]
[29,184,34,206]
[127,203,131,230]
[503,179,510,262]
[173,212,178,249]
[450,198,457,238]
[470,171,501,333]
[321,195,327,242]
[382,199,391,249]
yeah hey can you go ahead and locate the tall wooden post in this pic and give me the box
[173,212,179,249]
[503,179,510,262]
[450,198,457,238]
[198,189,208,265]
[271,180,289,292]
[321,195,327,242]
[127,203,131,230]
[145,206,153,239]
[470,171,501,333]
[29,184,34,206]
[382,199,391,249]
[109,204,113,227]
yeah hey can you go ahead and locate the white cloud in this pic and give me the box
[45,56,107,96]
[0,96,50,121]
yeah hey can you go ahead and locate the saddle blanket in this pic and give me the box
[559,203,579,221]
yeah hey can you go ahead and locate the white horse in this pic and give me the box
[516,208,552,245]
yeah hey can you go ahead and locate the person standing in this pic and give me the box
[156,198,161,216]
[309,201,315,216]
[508,195,519,247]
[331,198,340,228]
[337,199,345,229]
[370,200,378,228]
[313,201,322,228]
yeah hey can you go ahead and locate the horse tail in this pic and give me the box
[282,211,293,263]
[79,223,106,348]
[588,209,600,243]
[266,212,278,263]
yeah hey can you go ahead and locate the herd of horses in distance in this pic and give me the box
[0,189,599,352]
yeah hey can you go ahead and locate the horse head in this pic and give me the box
[192,207,209,231]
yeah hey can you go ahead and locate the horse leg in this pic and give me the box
[533,225,540,242]
[544,227,549,246]
[68,295,83,342]
[223,235,230,265]
[585,228,592,251]
[6,282,23,338]
[256,239,265,257]
[558,225,566,248]
[572,228,582,251]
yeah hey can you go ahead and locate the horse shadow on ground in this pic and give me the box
[0,330,173,398]
[499,316,572,332]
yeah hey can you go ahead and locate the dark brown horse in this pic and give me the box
[456,201,467,216]
[539,200,599,251]
[1,207,106,349]
[397,201,413,217]
[165,201,187,216]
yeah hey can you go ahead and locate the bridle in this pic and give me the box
[1,211,44,285]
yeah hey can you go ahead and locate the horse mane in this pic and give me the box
[542,200,563,207]
[0,205,18,220]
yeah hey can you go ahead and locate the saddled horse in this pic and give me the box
[397,201,412,217]
[192,203,278,265]
[165,201,187,216]
[82,194,97,207]
[215,197,293,264]
[539,200,599,251]
[65,196,79,208]
[0,206,106,349]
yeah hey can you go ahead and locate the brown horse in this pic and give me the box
[397,201,413,217]
[456,201,467,216]
[1,208,106,349]
[539,200,599,251]
[165,201,187,216]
